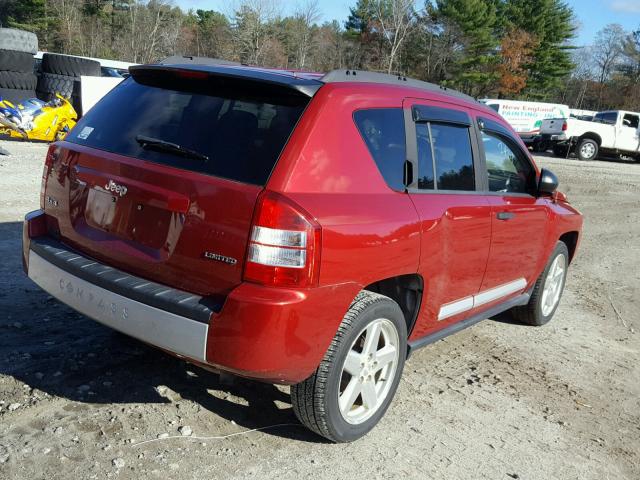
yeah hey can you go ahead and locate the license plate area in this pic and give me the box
[84,188,172,249]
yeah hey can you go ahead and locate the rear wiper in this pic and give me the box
[135,135,209,162]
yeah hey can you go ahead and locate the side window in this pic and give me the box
[354,109,406,191]
[416,123,434,189]
[623,114,639,129]
[431,124,474,191]
[481,131,534,194]
[415,121,475,191]
[594,112,617,125]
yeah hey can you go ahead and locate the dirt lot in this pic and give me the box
[0,139,638,480]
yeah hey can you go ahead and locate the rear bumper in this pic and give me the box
[541,133,568,142]
[518,133,537,144]
[28,248,210,361]
[23,211,359,384]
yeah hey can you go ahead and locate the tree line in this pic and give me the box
[1,0,639,111]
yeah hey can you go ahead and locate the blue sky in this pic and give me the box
[175,0,640,46]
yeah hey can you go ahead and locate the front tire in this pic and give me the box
[291,291,406,442]
[576,138,598,161]
[512,242,569,326]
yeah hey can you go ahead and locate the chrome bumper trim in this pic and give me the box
[28,250,208,361]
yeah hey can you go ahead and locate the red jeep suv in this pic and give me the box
[23,59,583,442]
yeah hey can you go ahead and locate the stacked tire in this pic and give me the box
[37,53,101,116]
[0,28,38,104]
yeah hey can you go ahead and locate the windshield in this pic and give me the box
[66,77,308,185]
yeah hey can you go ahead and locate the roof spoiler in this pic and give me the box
[129,64,322,98]
[159,55,242,67]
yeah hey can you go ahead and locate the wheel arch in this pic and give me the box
[363,274,423,338]
[578,132,602,146]
[559,231,579,263]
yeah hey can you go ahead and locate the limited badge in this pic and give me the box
[204,251,237,265]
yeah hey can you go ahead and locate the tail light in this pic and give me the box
[561,121,568,131]
[243,191,321,288]
[40,145,58,209]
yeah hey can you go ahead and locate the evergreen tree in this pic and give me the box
[432,0,499,96]
[500,0,575,97]
[346,0,375,35]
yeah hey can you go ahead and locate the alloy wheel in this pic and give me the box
[541,253,567,316]
[337,318,400,425]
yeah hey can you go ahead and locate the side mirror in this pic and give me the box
[538,168,558,196]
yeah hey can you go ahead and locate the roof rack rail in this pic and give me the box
[321,69,476,103]
[159,55,241,67]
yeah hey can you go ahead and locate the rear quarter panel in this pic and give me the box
[268,84,422,290]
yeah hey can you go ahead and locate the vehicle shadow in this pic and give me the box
[0,220,321,443]
[489,311,523,326]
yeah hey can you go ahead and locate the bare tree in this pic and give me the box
[291,0,321,69]
[233,0,280,65]
[593,24,626,84]
[49,0,83,54]
[371,0,416,74]
[592,23,626,108]
[116,0,182,63]
[565,46,597,108]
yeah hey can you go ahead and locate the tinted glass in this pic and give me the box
[430,123,474,191]
[354,109,406,191]
[623,114,639,129]
[482,132,533,194]
[413,105,471,125]
[67,77,307,185]
[594,112,617,124]
[416,123,434,189]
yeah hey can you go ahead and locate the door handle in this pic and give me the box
[497,212,515,221]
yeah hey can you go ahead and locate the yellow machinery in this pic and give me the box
[0,94,77,142]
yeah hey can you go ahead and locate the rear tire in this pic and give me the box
[512,242,569,326]
[552,145,569,158]
[532,139,548,153]
[291,291,406,443]
[576,138,598,161]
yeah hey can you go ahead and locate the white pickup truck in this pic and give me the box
[540,110,640,161]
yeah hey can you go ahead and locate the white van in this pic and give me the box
[480,99,570,147]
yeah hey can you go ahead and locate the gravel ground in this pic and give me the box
[0,139,638,480]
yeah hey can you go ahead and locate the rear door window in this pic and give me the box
[415,122,475,191]
[67,77,308,185]
[354,108,406,191]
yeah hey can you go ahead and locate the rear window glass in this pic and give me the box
[353,108,406,191]
[67,77,308,185]
[594,112,617,125]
